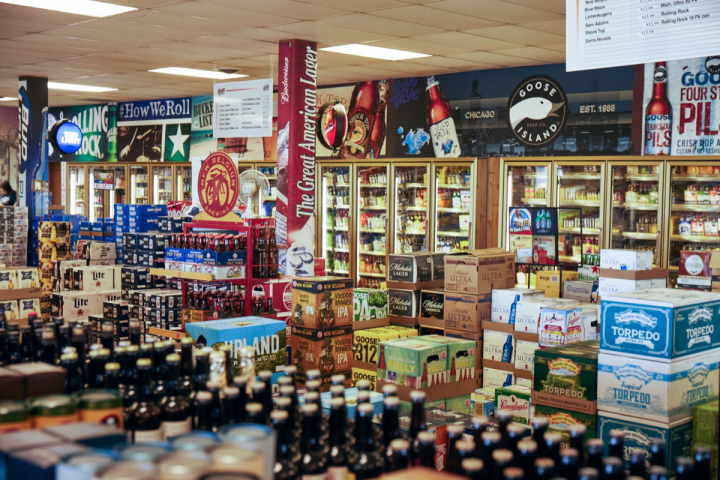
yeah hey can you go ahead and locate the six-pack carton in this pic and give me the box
[495,384,533,424]
[291,276,354,328]
[291,324,353,378]
[491,288,544,324]
[352,288,388,322]
[532,343,599,414]
[379,338,447,388]
[422,335,475,382]
[539,305,583,347]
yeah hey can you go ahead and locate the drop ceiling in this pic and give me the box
[0,0,566,106]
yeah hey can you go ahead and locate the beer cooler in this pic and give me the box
[175,164,192,202]
[319,164,352,278]
[66,164,87,216]
[129,164,149,204]
[151,165,173,204]
[357,162,390,288]
[394,163,430,255]
[434,162,476,253]
[87,165,129,221]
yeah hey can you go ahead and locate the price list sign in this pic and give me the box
[213,78,273,137]
[567,0,720,71]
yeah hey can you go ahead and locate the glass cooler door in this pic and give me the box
[435,163,474,253]
[320,165,352,278]
[67,165,86,217]
[129,165,149,204]
[357,164,389,288]
[152,165,173,204]
[256,163,277,218]
[175,164,192,202]
[88,166,108,221]
[394,164,430,254]
[609,162,663,267]
[505,162,551,208]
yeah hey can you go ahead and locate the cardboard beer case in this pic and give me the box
[491,288,544,324]
[535,404,597,450]
[290,276,353,329]
[444,248,515,295]
[290,324,353,378]
[378,337,447,389]
[352,288,389,322]
[422,335,476,382]
[444,293,490,333]
[532,343,599,414]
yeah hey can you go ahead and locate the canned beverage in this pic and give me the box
[77,389,123,429]
[208,446,263,477]
[30,395,79,429]
[156,453,209,480]
[56,451,117,480]
[0,401,31,434]
[171,432,219,452]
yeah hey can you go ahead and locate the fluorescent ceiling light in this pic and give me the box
[0,97,16,101]
[149,67,248,80]
[0,0,136,17]
[320,44,430,61]
[48,82,117,92]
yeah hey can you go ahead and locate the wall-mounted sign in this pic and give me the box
[316,100,347,151]
[119,97,191,122]
[197,151,239,220]
[213,79,273,138]
[50,119,83,155]
[94,170,114,190]
[507,75,567,147]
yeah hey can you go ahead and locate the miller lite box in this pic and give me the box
[0,300,19,321]
[51,291,99,319]
[97,290,122,305]
[81,241,117,261]
[600,288,720,361]
[290,276,353,329]
[388,289,420,318]
[388,252,432,283]
[18,298,40,319]
[72,266,118,292]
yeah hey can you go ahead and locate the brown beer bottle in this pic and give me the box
[367,79,390,159]
[340,81,378,159]
[267,228,279,278]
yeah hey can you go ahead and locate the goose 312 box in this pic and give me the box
[290,277,353,329]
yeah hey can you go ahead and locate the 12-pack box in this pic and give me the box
[388,289,420,318]
[379,338,446,388]
[539,305,583,347]
[291,324,353,377]
[422,335,475,382]
[533,343,598,414]
[444,248,515,295]
[445,293,489,332]
[420,290,444,322]
[483,329,515,364]
[495,385,532,424]
[535,404,597,450]
[600,249,654,271]
[388,252,433,283]
[353,327,417,366]
[291,277,353,328]
[491,288,545,324]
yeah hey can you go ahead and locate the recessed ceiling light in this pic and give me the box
[149,67,248,80]
[48,82,117,92]
[0,0,136,17]
[320,44,430,61]
[0,97,15,102]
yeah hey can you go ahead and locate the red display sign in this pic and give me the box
[197,151,239,218]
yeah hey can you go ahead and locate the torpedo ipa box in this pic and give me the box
[379,338,447,388]
[420,290,445,321]
[539,305,583,347]
[483,329,516,364]
[532,344,598,413]
[494,385,532,424]
[597,412,693,477]
[535,404,597,450]
[388,289,420,318]
[600,288,720,360]
[352,288,389,322]
[600,249,654,271]
[185,316,288,376]
[422,335,475,382]
[388,252,433,283]
[491,288,544,324]
[290,276,354,329]
[598,349,720,423]
[444,248,515,295]
[290,324,353,377]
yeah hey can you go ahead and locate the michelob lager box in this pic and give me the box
[380,338,446,388]
[598,349,720,424]
[291,276,354,329]
[600,288,720,361]
[491,288,544,324]
[388,252,432,283]
[353,288,388,322]
[16,269,38,289]
[420,290,444,321]
[185,316,288,377]
[388,289,420,318]
[597,411,692,477]
[494,385,532,424]
[533,344,598,412]
[422,335,475,382]
[600,249,654,271]
[535,404,597,450]
[483,329,515,363]
[291,324,353,377]
[539,305,583,347]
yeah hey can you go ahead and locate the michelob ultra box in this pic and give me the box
[535,404,597,450]
[291,276,354,328]
[379,338,447,388]
[600,288,720,361]
[352,288,388,322]
[494,385,532,424]
[483,367,514,389]
[491,288,544,323]
[483,329,515,363]
[597,412,692,477]
[422,335,475,382]
[600,249,654,271]
[598,349,720,423]
[514,340,536,372]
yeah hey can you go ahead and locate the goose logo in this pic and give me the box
[653,65,668,83]
[507,75,567,146]
[706,56,720,75]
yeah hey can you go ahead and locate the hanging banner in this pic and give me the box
[641,57,720,156]
[18,76,47,220]
[213,78,273,138]
[276,39,318,277]
[118,97,191,122]
[48,104,110,162]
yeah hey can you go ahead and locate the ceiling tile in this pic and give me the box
[0,18,62,33]
[268,21,397,44]
[504,0,564,14]
[404,55,497,69]
[425,0,562,22]
[106,0,190,7]
[490,46,565,63]
[447,51,549,67]
[323,13,446,37]
[40,26,172,47]
[202,0,351,20]
[368,38,474,56]
[373,5,502,30]
[292,0,408,11]
[9,33,124,53]
[68,18,211,42]
[318,51,396,66]
[544,43,565,52]
[153,2,298,28]
[0,4,90,26]
[0,45,72,62]
[115,10,250,34]
[463,25,564,46]
[228,28,296,43]
[0,30,28,40]
[0,39,101,56]
[411,32,526,50]
[191,36,279,55]
[519,19,565,34]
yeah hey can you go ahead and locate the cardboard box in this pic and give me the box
[444,293,489,333]
[445,328,483,370]
[491,288,544,323]
[353,327,416,369]
[692,399,719,447]
[535,404,597,450]
[539,305,583,347]
[581,304,599,341]
[351,367,378,392]
[600,249,654,271]
[444,249,515,295]
[72,266,118,292]
[532,343,598,414]
[388,289,420,318]
[483,329,515,364]
[388,252,433,283]
[291,324,352,376]
[537,270,578,298]
[16,269,38,289]
[445,394,472,414]
[598,349,720,423]
[495,385,532,424]
[600,288,720,360]
[50,291,99,319]
[379,337,446,389]
[483,366,514,389]
[514,339,536,372]
[471,388,495,417]
[17,298,39,319]
[563,280,595,302]
[597,412,692,477]
[679,250,713,290]
[419,290,444,323]
[353,288,388,322]
[422,335,475,382]
[290,276,354,328]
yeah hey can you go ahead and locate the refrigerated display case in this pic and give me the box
[357,164,389,288]
[320,165,351,278]
[434,163,475,253]
[88,166,110,221]
[175,164,192,202]
[504,162,551,209]
[151,165,173,204]
[67,165,86,216]
[129,164,149,204]
[394,164,429,254]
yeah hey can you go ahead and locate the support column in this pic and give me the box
[18,76,48,218]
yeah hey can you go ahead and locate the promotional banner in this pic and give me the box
[119,97,191,122]
[163,123,190,162]
[48,104,111,162]
[213,78,273,138]
[641,57,720,156]
[18,76,47,221]
[276,39,318,277]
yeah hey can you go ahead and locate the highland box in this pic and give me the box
[290,276,354,329]
[444,248,514,295]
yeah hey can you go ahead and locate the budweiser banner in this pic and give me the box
[276,39,318,277]
[642,57,720,156]
[18,76,48,223]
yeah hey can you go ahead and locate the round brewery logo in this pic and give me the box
[507,75,567,146]
[653,65,667,83]
[706,56,720,75]
[198,152,239,218]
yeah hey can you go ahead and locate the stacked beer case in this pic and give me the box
[290,276,354,390]
[387,252,444,330]
[598,287,720,476]
[114,203,168,266]
[597,249,667,297]
[692,399,719,479]
[37,221,72,319]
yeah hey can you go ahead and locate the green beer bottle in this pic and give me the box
[107,102,118,162]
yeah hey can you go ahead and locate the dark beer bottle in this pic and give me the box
[56,325,69,355]
[114,346,127,386]
[328,398,354,479]
[454,440,475,475]
[386,439,411,473]
[463,458,485,480]
[481,431,501,474]
[257,370,274,414]
[194,348,210,392]
[231,377,249,423]
[219,344,234,386]
[504,467,525,480]
[129,318,142,346]
[493,449,514,480]
[648,466,668,480]
[579,467,599,480]
[222,386,241,425]
[130,358,162,443]
[70,326,86,374]
[497,410,513,449]
[676,458,695,480]
[104,362,120,390]
[6,330,20,364]
[274,397,297,442]
[299,403,328,479]
[100,321,115,358]
[160,354,191,440]
[267,228,279,278]
[517,439,538,480]
[569,424,586,460]
[356,380,371,391]
[560,448,580,480]
[283,365,298,387]
[409,390,427,440]
[543,432,562,465]
[272,409,299,480]
[535,458,555,480]
[61,352,84,394]
[608,430,625,459]
[586,439,604,471]
[472,416,490,458]
[206,380,224,429]
[0,329,7,366]
[650,439,666,467]
[246,402,267,426]
[507,423,526,458]
[140,343,153,360]
[693,446,712,480]
[40,328,58,365]
[414,431,436,469]
[20,326,34,363]
[532,416,549,449]
[629,450,647,479]
[382,384,398,397]
[194,391,213,432]
[329,385,344,399]
[382,396,402,449]
[178,338,194,396]
[446,424,465,475]
[602,457,626,480]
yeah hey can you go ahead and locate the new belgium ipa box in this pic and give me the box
[291,324,353,377]
[291,276,353,329]
[533,342,598,414]
[378,338,446,388]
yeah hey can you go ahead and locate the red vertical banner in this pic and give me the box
[276,39,318,277]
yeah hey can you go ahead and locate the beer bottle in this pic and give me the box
[543,432,562,465]
[367,79,389,159]
[0,329,11,367]
[504,466,524,480]
[493,449,514,480]
[283,365,298,387]
[409,390,427,440]
[114,346,127,387]
[56,325,69,354]
[194,391,213,432]
[382,396,402,449]
[446,424,465,474]
[222,386,242,425]
[20,326,33,363]
[105,362,120,390]
[130,358,162,443]
[648,466,668,480]
[517,439,538,480]
[275,397,298,443]
[279,385,299,418]
[414,431,436,469]
[246,402,267,426]
[0,309,5,330]
[579,467,599,480]
[353,403,383,479]
[356,379,371,391]
[650,439,666,467]
[307,369,322,381]
[629,450,647,479]
[462,458,485,480]
[644,62,672,156]
[232,377,249,422]
[693,446,711,480]
[602,457,626,480]
[40,328,58,365]
[340,81,378,160]
[535,458,555,480]
[455,440,475,475]
[300,403,328,479]
[70,326,86,376]
[267,228,279,278]
[496,410,513,449]
[586,440,604,471]
[507,423,526,457]
[327,398,354,479]
[608,430,625,459]
[251,381,269,411]
[329,385,344,398]
[382,384,397,398]
[306,379,322,394]
[179,338,194,396]
[569,424,586,460]
[219,344,234,386]
[194,348,210,392]
[480,431,501,474]
[125,344,140,388]
[140,343,153,360]
[61,352,84,394]
[257,370,274,414]
[560,448,580,480]
[426,76,460,158]
[100,321,115,358]
[532,416,549,449]
[272,409,300,480]
[472,416,490,457]
[160,354,192,440]
[129,319,142,346]
[206,380,224,429]
[386,439,410,473]
[152,341,169,381]
[6,330,20,364]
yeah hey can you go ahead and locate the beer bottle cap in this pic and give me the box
[153,341,166,350]
[518,439,538,453]
[417,431,435,443]
[390,439,410,452]
[384,396,399,408]
[223,386,239,398]
[249,381,265,393]
[456,440,474,454]
[180,337,194,345]
[195,349,209,357]
[504,467,524,480]
[532,416,548,428]
[271,410,288,422]
[233,376,247,387]
[496,410,514,422]
[127,345,139,353]
[356,380,371,390]
[166,353,180,363]
[329,385,344,397]
[330,397,344,408]
[482,431,501,444]
[544,432,562,444]
[579,467,599,480]
[306,369,321,380]
[304,391,319,403]
[61,352,78,361]
[535,458,555,470]
[493,449,513,464]
[447,424,465,436]
[258,370,272,381]
[207,380,221,391]
[569,424,586,437]
[275,397,291,409]
[382,384,397,396]
[283,365,297,376]
[300,403,318,415]
[331,374,345,385]
[246,402,263,415]
[195,391,212,403]
[137,358,152,368]
[410,390,426,401]
[105,362,120,372]
[279,386,295,397]
[463,458,484,473]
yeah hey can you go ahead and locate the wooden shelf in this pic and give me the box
[360,206,387,211]
[436,184,469,189]
[558,200,600,207]
[672,174,720,182]
[149,268,214,281]
[407,206,427,211]
[358,272,386,278]
[520,198,547,205]
[437,207,470,213]
[359,183,386,188]
[614,174,659,181]
[437,231,469,237]
[559,227,600,234]
[148,327,185,340]
[360,251,386,256]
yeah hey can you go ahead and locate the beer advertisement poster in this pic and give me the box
[47,104,110,162]
[641,56,720,156]
[508,208,532,235]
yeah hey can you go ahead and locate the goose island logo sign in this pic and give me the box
[198,152,239,218]
[507,75,568,147]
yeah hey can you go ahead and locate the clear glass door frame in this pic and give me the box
[356,161,392,285]
[173,163,192,202]
[391,162,432,255]
[553,160,606,250]
[432,161,476,253]
[66,163,88,217]
[316,162,353,278]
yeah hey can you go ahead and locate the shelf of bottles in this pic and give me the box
[668,165,720,281]
[176,165,192,202]
[111,167,127,214]
[610,164,661,267]
[556,164,603,261]
[130,165,149,205]
[257,164,277,218]
[506,164,550,208]
[435,166,473,253]
[152,166,173,204]
[88,167,106,222]
[321,166,351,278]
[394,165,428,259]
[358,165,388,288]
[69,166,86,216]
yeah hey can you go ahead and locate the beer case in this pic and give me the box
[445,328,484,371]
[352,288,388,322]
[291,324,353,377]
[388,289,420,318]
[691,399,719,447]
[420,290,444,321]
[103,300,129,321]
[351,368,378,392]
[514,339,536,372]
[383,325,422,338]
[471,388,495,417]
[421,335,475,382]
[491,288,545,324]
[147,291,182,310]
[0,300,19,321]
[126,204,168,217]
[72,266,118,292]
[123,234,138,250]
[379,337,447,389]
[539,305,583,347]
[96,291,122,306]
[17,299,40,319]
[444,248,515,295]
[483,329,515,364]
[50,292,99,319]
[0,270,16,290]
[445,394,472,414]
[534,404,597,450]
[120,267,150,288]
[444,293,490,333]
[352,327,416,366]
[532,343,598,414]
[494,385,532,424]
[16,269,38,289]
[388,252,433,283]
[290,276,353,329]
[81,242,116,261]
[600,249,654,271]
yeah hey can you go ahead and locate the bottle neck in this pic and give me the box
[301,412,321,454]
[383,405,400,446]
[652,81,666,99]
[165,363,180,395]
[355,412,375,453]
[428,85,441,102]
[410,400,425,437]
[137,368,153,401]
[328,405,346,447]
